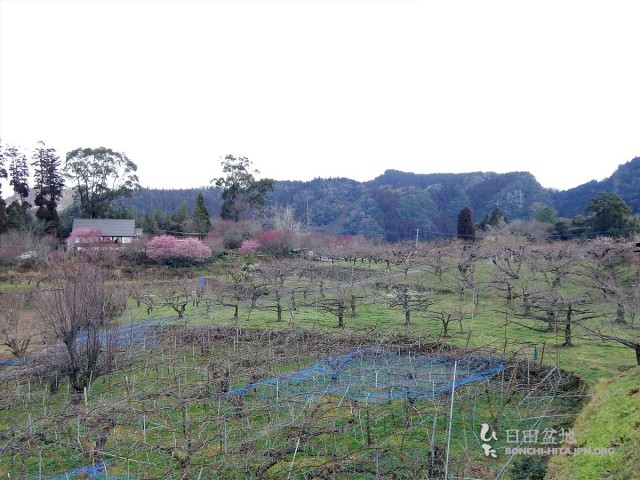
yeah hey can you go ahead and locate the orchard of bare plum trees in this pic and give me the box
[1,233,639,380]
[0,231,639,479]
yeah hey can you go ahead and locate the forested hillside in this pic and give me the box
[552,156,640,217]
[120,187,222,219]
[367,169,553,236]
[119,158,640,241]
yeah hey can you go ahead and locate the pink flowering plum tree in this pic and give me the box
[147,235,211,265]
[147,235,179,261]
[67,228,105,248]
[179,238,212,262]
[238,238,261,255]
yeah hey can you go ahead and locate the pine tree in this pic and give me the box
[0,200,7,234]
[32,141,65,236]
[7,202,27,231]
[142,208,168,233]
[192,192,211,235]
[169,201,189,232]
[479,208,508,231]
[457,207,475,241]
[141,212,160,234]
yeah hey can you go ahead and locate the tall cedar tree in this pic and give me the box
[213,155,274,221]
[457,207,475,241]
[0,142,8,233]
[193,192,211,234]
[65,147,140,218]
[8,146,31,228]
[32,141,65,236]
[8,146,30,206]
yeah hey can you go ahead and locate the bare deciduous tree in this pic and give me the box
[317,289,350,328]
[0,292,40,358]
[37,261,125,394]
[581,281,640,365]
[418,240,459,282]
[488,242,529,307]
[582,322,640,365]
[268,204,303,232]
[427,303,473,337]
[154,281,193,319]
[577,237,635,324]
[453,241,484,317]
[386,282,434,326]
[388,242,418,277]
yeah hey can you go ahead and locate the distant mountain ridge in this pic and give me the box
[116,156,639,241]
[551,156,640,218]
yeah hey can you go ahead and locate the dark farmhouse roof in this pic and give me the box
[72,218,137,237]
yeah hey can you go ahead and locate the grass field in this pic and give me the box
[1,246,637,478]
[0,325,586,479]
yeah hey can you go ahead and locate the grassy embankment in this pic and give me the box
[545,366,640,480]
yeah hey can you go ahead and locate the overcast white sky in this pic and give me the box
[1,0,639,192]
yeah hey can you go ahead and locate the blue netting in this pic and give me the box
[76,317,179,346]
[231,348,506,403]
[115,317,172,345]
[45,460,128,479]
[0,359,23,367]
[3,318,177,370]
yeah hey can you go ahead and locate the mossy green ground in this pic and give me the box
[0,323,585,479]
[1,253,637,478]
[152,292,635,388]
[545,366,640,480]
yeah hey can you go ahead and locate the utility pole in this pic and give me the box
[305,194,310,232]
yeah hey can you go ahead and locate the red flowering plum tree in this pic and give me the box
[257,230,298,257]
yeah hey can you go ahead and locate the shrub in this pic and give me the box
[202,234,227,257]
[214,219,261,250]
[0,231,57,266]
[257,230,298,256]
[509,456,547,480]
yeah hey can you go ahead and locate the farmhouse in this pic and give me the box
[70,218,142,246]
